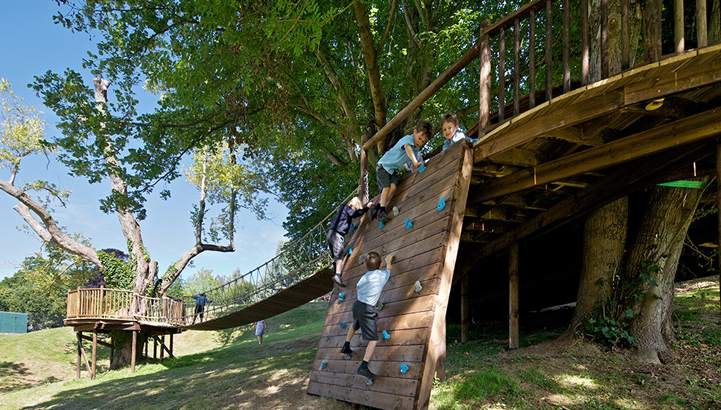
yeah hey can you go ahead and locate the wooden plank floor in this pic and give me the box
[307,141,474,410]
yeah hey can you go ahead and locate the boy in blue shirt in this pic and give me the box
[339,251,394,381]
[371,120,433,222]
[191,293,211,324]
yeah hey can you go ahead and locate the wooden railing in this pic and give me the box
[360,0,721,175]
[66,287,184,326]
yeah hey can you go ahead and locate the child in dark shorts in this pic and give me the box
[339,251,394,380]
[327,196,372,286]
[371,120,432,222]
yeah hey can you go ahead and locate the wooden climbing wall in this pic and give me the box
[307,141,473,410]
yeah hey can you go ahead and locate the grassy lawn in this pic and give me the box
[1,277,719,410]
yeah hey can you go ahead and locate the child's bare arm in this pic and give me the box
[384,254,395,272]
[403,144,422,169]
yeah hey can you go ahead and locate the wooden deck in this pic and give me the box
[307,141,474,410]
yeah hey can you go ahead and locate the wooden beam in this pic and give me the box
[488,148,546,167]
[479,20,492,138]
[461,275,469,344]
[469,107,721,205]
[717,140,721,320]
[478,143,710,259]
[509,243,519,349]
[91,331,97,379]
[80,334,113,349]
[697,0,708,47]
[131,330,137,373]
[675,0,685,52]
[474,89,625,164]
[76,332,82,379]
[454,143,710,285]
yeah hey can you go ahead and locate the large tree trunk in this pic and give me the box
[570,197,628,330]
[615,181,706,364]
[110,330,147,370]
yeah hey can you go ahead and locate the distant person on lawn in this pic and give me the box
[255,319,267,344]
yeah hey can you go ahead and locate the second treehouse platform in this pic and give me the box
[307,141,474,410]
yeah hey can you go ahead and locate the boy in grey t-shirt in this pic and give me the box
[340,251,394,380]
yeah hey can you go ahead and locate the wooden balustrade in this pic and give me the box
[66,287,184,326]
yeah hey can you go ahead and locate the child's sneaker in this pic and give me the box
[378,210,389,222]
[332,274,346,287]
[340,345,353,355]
[356,365,375,379]
[369,206,378,220]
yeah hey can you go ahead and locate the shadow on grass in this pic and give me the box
[23,337,320,410]
[0,361,61,393]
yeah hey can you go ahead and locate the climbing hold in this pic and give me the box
[414,281,422,293]
[375,300,384,311]
[437,197,446,212]
[321,361,327,369]
[400,363,410,374]
[405,218,413,229]
[348,247,352,255]
[392,206,399,217]
[379,221,385,229]
[339,292,344,301]
[382,330,390,340]
[350,223,355,232]
[418,164,426,174]
[340,322,346,329]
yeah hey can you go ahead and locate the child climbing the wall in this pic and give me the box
[327,196,373,287]
[339,251,394,381]
[370,119,433,222]
[441,113,476,151]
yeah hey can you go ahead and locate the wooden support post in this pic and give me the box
[91,331,97,379]
[359,144,368,204]
[509,243,520,349]
[697,0,708,47]
[674,0,685,52]
[717,141,721,320]
[131,330,137,373]
[529,10,537,107]
[76,332,82,379]
[601,0,609,78]
[621,0,630,68]
[461,274,470,344]
[160,335,165,362]
[563,0,570,92]
[643,0,662,62]
[513,18,520,117]
[581,0,589,85]
[499,27,506,122]
[545,0,553,102]
[153,335,157,359]
[479,20,492,138]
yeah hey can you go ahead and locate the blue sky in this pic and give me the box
[0,0,289,281]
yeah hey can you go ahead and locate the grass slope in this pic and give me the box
[0,278,719,410]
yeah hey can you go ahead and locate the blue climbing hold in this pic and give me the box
[348,247,352,255]
[338,293,344,302]
[405,218,413,229]
[340,322,346,329]
[382,330,390,340]
[400,363,410,374]
[437,197,446,212]
[418,164,426,174]
[350,223,355,232]
[379,221,385,229]
[321,361,327,369]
